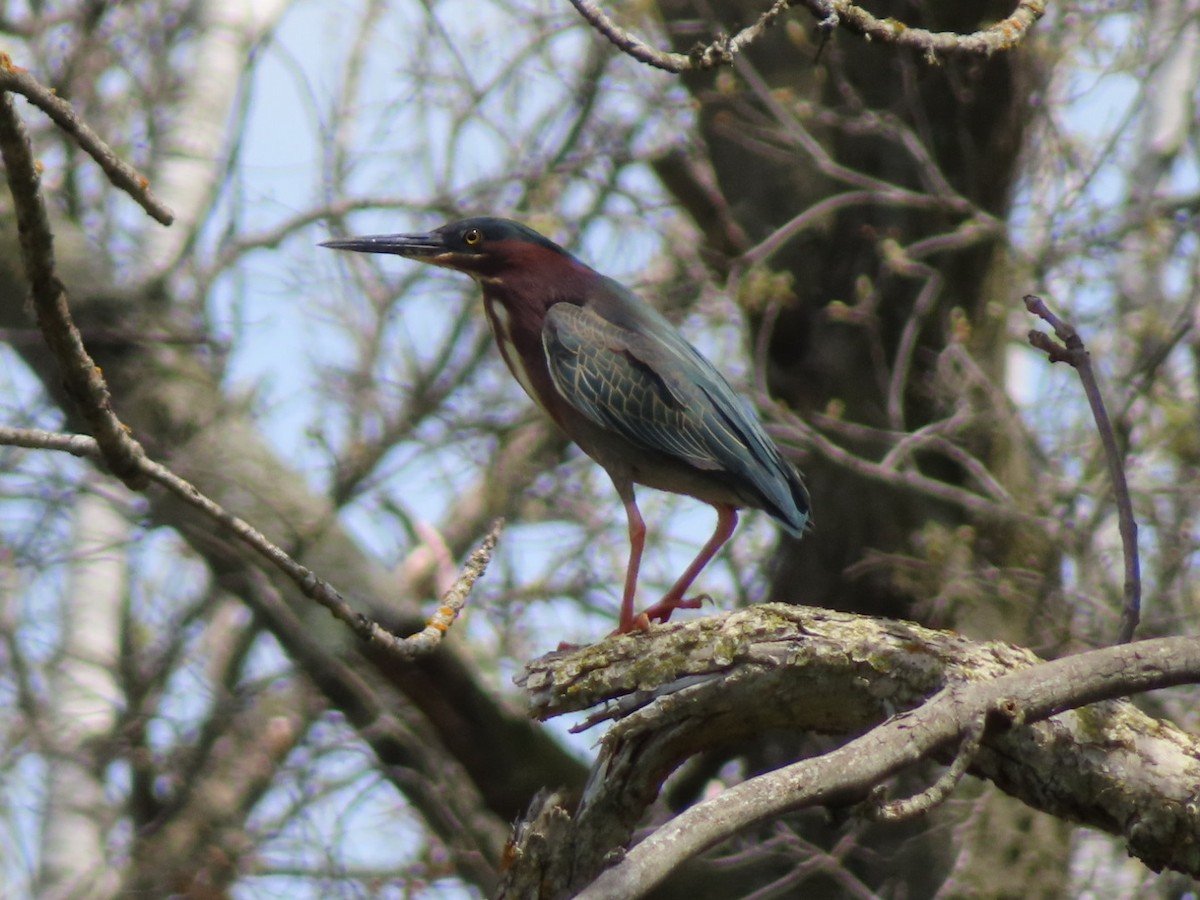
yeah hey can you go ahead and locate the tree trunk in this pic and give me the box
[651,1,1069,892]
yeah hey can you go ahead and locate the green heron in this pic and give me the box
[323,217,810,633]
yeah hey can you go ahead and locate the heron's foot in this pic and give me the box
[609,612,652,637]
[640,593,708,625]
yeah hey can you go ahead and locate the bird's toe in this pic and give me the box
[639,594,705,624]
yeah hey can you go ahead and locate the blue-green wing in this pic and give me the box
[542,290,807,528]
[543,302,732,471]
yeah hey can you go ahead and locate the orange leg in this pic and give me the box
[616,491,648,634]
[637,504,739,625]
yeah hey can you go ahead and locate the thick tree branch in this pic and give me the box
[515,605,1200,894]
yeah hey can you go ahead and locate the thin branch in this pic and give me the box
[750,300,1036,527]
[0,326,221,348]
[569,0,1045,74]
[391,521,504,656]
[772,410,1052,531]
[865,703,998,822]
[883,248,942,430]
[0,54,174,224]
[728,59,976,216]
[798,0,1045,60]
[229,568,505,888]
[1024,294,1141,643]
[876,408,1015,506]
[0,425,500,659]
[569,0,792,73]
[738,190,938,268]
[0,426,99,458]
[0,90,150,490]
[205,195,413,277]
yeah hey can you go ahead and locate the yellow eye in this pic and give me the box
[463,228,482,246]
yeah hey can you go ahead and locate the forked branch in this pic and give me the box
[1025,294,1141,643]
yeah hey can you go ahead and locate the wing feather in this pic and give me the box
[544,303,759,474]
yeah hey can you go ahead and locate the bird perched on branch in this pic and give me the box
[323,217,810,634]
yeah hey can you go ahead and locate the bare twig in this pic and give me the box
[1024,294,1141,643]
[883,248,942,430]
[231,568,505,887]
[569,0,1045,73]
[738,190,945,268]
[0,425,500,658]
[0,426,99,459]
[799,0,1045,60]
[772,410,1052,531]
[865,699,1011,822]
[0,54,174,225]
[876,408,1015,505]
[389,520,504,657]
[569,0,793,73]
[750,299,1037,529]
